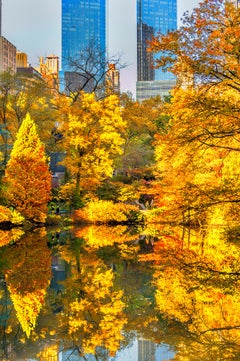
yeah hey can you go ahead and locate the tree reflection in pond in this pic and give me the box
[0,224,240,359]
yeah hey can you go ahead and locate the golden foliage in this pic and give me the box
[4,113,52,223]
[0,205,24,225]
[56,93,126,193]
[68,263,126,355]
[61,255,127,356]
[0,228,24,247]
[73,224,137,249]
[148,221,240,358]
[8,286,47,338]
[74,200,140,224]
[5,230,52,337]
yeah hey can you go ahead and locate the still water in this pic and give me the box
[0,223,240,360]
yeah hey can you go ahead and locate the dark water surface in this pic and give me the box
[0,223,240,360]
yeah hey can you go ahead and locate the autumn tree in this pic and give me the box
[55,92,126,208]
[4,113,52,223]
[117,94,162,178]
[0,72,56,170]
[147,0,240,224]
[95,93,167,204]
[150,0,240,88]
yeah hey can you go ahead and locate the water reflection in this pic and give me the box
[0,224,240,360]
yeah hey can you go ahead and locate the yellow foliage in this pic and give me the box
[118,243,140,260]
[61,254,127,356]
[153,82,240,225]
[8,285,47,338]
[0,205,11,222]
[37,344,59,360]
[4,113,52,223]
[0,205,25,225]
[0,229,24,247]
[5,230,52,337]
[73,224,137,250]
[10,209,25,224]
[74,200,139,224]
[56,92,127,194]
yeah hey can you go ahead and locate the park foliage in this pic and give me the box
[0,0,239,228]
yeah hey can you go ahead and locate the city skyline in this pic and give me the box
[2,0,200,95]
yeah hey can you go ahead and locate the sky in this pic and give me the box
[2,0,200,95]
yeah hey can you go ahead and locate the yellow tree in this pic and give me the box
[152,83,240,224]
[0,72,56,168]
[4,113,52,223]
[55,92,126,207]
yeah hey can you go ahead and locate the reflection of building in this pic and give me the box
[138,338,156,361]
[136,0,177,100]
[61,0,106,91]
[0,36,16,73]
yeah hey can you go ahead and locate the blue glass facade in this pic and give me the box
[137,0,177,84]
[61,0,106,72]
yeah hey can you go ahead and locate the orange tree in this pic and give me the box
[3,113,52,223]
[148,0,240,224]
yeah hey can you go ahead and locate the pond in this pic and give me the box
[0,223,240,360]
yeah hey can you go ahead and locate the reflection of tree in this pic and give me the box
[0,229,24,248]
[144,225,240,359]
[73,225,137,250]
[59,251,127,357]
[5,229,52,338]
[4,223,240,360]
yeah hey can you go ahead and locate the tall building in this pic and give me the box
[136,0,177,101]
[61,0,106,92]
[0,1,17,73]
[0,36,16,73]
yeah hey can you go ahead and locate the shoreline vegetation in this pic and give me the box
[0,1,240,236]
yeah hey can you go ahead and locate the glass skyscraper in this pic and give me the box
[137,0,177,100]
[61,0,106,91]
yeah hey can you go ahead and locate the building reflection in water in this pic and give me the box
[138,338,156,361]
[138,338,175,361]
[35,338,174,361]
